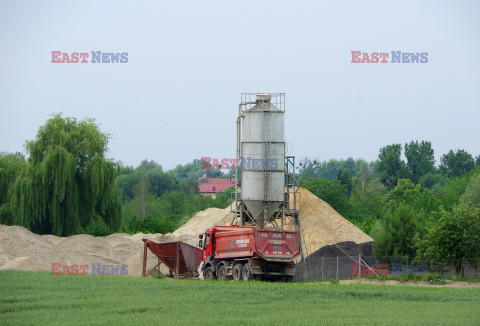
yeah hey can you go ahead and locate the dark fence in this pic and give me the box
[295,256,480,281]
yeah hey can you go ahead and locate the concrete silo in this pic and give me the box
[233,93,298,229]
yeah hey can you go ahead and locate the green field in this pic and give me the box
[1,271,479,325]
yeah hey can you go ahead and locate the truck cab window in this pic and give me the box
[204,234,210,248]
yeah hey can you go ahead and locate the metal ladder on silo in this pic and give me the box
[262,110,273,213]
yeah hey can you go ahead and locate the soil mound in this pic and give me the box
[0,257,48,271]
[291,187,373,255]
[308,241,373,258]
[172,206,233,240]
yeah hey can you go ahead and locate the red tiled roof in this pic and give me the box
[206,178,234,184]
[199,182,235,193]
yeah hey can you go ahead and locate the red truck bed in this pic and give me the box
[213,226,300,261]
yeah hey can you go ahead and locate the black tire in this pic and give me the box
[233,264,244,281]
[217,265,227,281]
[204,267,214,280]
[242,263,254,281]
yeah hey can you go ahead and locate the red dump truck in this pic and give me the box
[198,226,300,281]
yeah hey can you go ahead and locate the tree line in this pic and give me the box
[298,142,480,275]
[1,114,479,274]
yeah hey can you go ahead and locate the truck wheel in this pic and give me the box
[204,267,214,280]
[242,263,254,281]
[233,264,243,281]
[217,265,227,281]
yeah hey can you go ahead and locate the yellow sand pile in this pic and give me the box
[287,187,372,254]
[0,206,234,276]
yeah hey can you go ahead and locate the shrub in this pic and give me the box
[126,217,176,234]
[85,216,113,236]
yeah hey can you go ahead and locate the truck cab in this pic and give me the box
[199,228,214,262]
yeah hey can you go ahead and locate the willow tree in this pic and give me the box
[0,152,25,224]
[10,114,121,235]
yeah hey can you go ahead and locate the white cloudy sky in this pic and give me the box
[1,1,479,169]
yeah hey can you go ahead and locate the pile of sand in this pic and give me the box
[288,187,373,255]
[0,187,372,276]
[172,207,233,241]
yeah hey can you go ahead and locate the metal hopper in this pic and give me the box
[142,239,203,278]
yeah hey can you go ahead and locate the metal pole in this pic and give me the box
[235,105,241,225]
[336,256,339,280]
[359,255,361,277]
[406,256,409,275]
[321,257,324,282]
[175,242,180,279]
[142,240,148,277]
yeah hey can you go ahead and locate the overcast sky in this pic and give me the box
[1,1,479,170]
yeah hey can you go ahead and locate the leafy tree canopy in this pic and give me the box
[459,171,480,209]
[173,159,223,180]
[298,157,373,181]
[377,144,407,189]
[384,179,439,215]
[10,114,121,236]
[404,140,435,183]
[415,207,480,275]
[373,203,418,258]
[439,171,476,212]
[0,152,26,224]
[440,149,475,178]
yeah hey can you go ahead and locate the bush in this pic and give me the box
[425,273,446,285]
[85,217,113,236]
[126,217,176,234]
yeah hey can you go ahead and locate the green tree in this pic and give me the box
[384,179,439,215]
[174,159,223,180]
[115,162,179,202]
[356,162,372,199]
[298,157,373,181]
[115,169,140,201]
[418,172,447,193]
[404,141,435,183]
[212,187,235,209]
[147,168,179,197]
[350,177,385,233]
[377,144,406,189]
[373,204,418,258]
[440,149,475,178]
[459,172,480,209]
[179,177,199,195]
[0,152,26,224]
[135,175,153,219]
[336,169,352,195]
[439,172,475,212]
[415,207,480,275]
[301,177,350,217]
[10,114,121,236]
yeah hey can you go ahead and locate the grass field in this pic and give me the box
[1,271,479,325]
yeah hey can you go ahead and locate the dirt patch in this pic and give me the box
[338,279,480,288]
